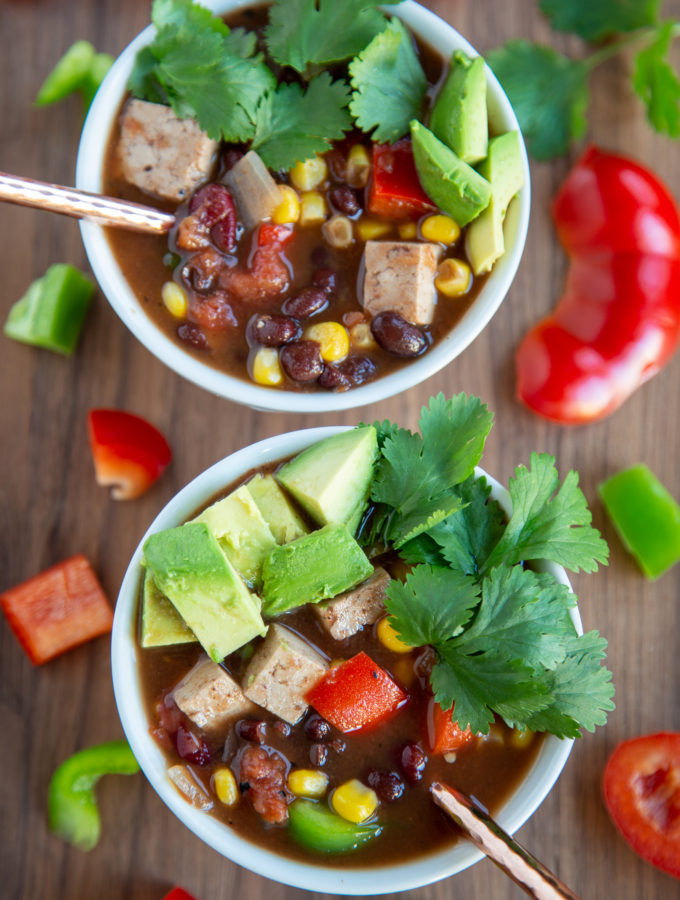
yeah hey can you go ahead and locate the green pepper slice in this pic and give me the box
[48,740,140,851]
[35,41,96,106]
[288,799,382,853]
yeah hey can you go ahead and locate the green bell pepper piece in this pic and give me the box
[35,41,113,111]
[81,53,115,110]
[288,799,382,853]
[599,464,680,580]
[4,264,94,355]
[48,740,140,851]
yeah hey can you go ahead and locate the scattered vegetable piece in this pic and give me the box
[603,732,680,879]
[427,699,475,755]
[48,740,140,851]
[331,778,379,823]
[87,409,172,500]
[0,555,113,665]
[367,139,436,220]
[35,40,113,111]
[288,798,382,853]
[599,465,680,580]
[162,890,199,900]
[4,264,94,356]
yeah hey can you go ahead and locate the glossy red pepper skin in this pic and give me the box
[516,146,680,424]
[368,139,436,220]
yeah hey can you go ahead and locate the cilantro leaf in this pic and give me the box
[398,533,447,566]
[483,453,609,575]
[633,22,680,138]
[223,27,258,59]
[487,41,589,160]
[251,74,352,171]
[349,19,427,143]
[265,0,401,74]
[539,0,661,42]
[151,0,230,35]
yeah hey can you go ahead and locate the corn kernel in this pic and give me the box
[392,655,415,687]
[272,184,300,225]
[346,144,371,188]
[251,347,283,386]
[213,767,239,806]
[510,728,534,749]
[376,616,412,653]
[299,191,328,227]
[161,281,188,318]
[332,779,378,823]
[398,221,418,240]
[322,215,353,249]
[356,218,392,241]
[290,156,328,191]
[287,768,329,799]
[435,258,472,297]
[421,214,461,245]
[304,321,350,362]
[349,321,377,350]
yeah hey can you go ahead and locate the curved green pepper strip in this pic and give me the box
[48,740,140,851]
[288,799,382,853]
[35,40,113,112]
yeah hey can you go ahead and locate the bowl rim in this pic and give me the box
[111,426,577,895]
[76,0,531,413]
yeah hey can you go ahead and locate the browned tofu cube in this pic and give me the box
[173,655,256,734]
[361,241,442,325]
[243,624,328,725]
[315,566,391,641]
[118,99,218,202]
[222,150,283,229]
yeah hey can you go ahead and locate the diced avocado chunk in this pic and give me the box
[465,131,524,275]
[246,474,309,545]
[430,51,488,165]
[410,120,491,227]
[261,523,374,616]
[289,799,382,853]
[140,569,197,648]
[143,522,266,663]
[191,484,277,587]
[275,426,378,537]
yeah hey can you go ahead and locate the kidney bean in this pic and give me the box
[311,267,338,292]
[181,248,226,294]
[326,147,347,182]
[309,743,328,767]
[282,287,329,319]
[176,725,211,766]
[280,340,324,382]
[273,721,291,738]
[400,743,427,783]
[221,147,245,172]
[187,183,238,252]
[371,311,428,357]
[329,185,361,217]
[367,769,405,802]
[319,355,377,391]
[237,719,268,744]
[318,364,350,391]
[177,322,209,350]
[246,313,301,347]
[304,714,332,742]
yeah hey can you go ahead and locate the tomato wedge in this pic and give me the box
[603,732,680,878]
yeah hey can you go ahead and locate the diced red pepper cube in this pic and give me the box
[307,651,407,733]
[368,139,436,221]
[257,223,294,247]
[1,555,113,665]
[427,698,475,755]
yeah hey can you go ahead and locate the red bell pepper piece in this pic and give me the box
[1,554,113,665]
[162,889,199,900]
[307,651,407,733]
[88,409,172,500]
[257,223,294,247]
[516,146,680,424]
[427,698,475,755]
[368,139,436,220]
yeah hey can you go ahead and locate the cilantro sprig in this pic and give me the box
[488,1,680,158]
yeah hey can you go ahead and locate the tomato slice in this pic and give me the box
[603,732,680,878]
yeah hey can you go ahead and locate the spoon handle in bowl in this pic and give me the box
[0,171,176,234]
[430,782,581,900]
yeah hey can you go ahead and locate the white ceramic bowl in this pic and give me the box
[77,0,530,413]
[111,427,578,894]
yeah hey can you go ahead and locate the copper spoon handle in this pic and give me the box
[0,171,176,234]
[431,782,581,900]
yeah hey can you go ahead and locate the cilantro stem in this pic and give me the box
[584,22,680,71]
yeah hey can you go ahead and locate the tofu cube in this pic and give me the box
[118,99,218,202]
[243,624,328,725]
[222,150,282,229]
[173,655,256,734]
[362,241,442,325]
[315,566,391,641]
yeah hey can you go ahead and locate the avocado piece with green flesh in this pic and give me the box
[275,426,378,536]
[143,522,266,663]
[140,568,197,648]
[246,474,309,544]
[261,523,374,616]
[191,484,276,587]
[410,120,491,226]
[430,51,488,165]
[465,131,524,275]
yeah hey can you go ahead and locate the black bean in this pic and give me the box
[371,311,428,357]
[319,355,377,391]
[237,719,267,744]
[280,340,324,382]
[282,287,329,319]
[318,364,350,391]
[329,185,361,217]
[273,721,291,737]
[177,322,209,350]
[304,714,332,742]
[329,738,346,755]
[400,743,427,783]
[367,769,405,802]
[246,313,301,347]
[311,267,338,292]
[221,148,244,172]
[309,743,328,767]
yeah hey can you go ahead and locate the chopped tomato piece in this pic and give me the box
[368,139,436,220]
[88,409,172,500]
[307,651,408,733]
[603,732,680,878]
[427,698,475,755]
[1,555,113,665]
[162,889,199,900]
[257,223,294,247]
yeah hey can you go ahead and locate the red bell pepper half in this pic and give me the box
[88,409,172,500]
[1,554,113,665]
[307,651,408,733]
[368,139,436,220]
[427,698,475,755]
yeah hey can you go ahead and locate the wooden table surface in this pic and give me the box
[2,1,680,898]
